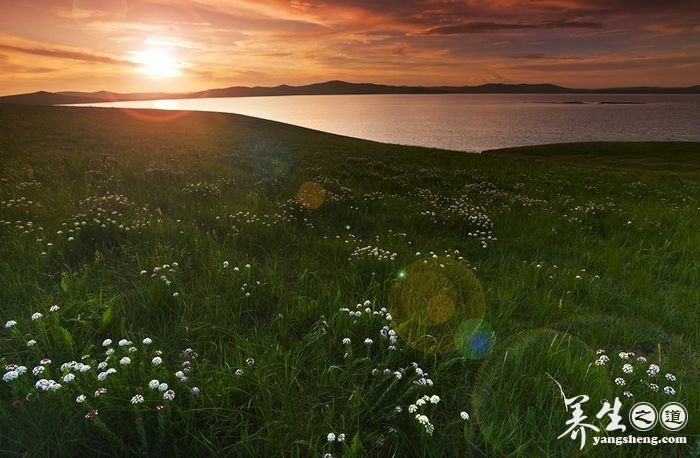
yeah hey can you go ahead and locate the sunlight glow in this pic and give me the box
[130,48,182,78]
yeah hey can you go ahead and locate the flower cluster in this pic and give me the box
[408,395,440,435]
[2,309,200,425]
[348,245,397,262]
[338,300,397,354]
[594,349,679,399]
[180,182,222,198]
[326,432,346,442]
[330,297,455,446]
[140,262,179,290]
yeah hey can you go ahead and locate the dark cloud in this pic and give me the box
[506,53,554,59]
[510,54,700,72]
[418,20,605,35]
[571,0,700,14]
[0,42,128,65]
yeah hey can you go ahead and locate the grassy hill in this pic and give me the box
[0,105,697,456]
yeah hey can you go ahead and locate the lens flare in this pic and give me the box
[472,329,610,456]
[389,257,485,354]
[297,181,326,209]
[454,319,495,360]
[247,138,293,180]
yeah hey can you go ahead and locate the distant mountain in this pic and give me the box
[1,80,699,105]
[0,91,100,105]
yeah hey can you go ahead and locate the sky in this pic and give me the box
[1,0,700,95]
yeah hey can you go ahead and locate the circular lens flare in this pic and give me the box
[389,257,486,354]
[297,181,326,209]
[454,319,495,359]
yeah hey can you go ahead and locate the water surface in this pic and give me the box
[69,94,700,152]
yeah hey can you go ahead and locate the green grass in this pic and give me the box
[0,104,698,457]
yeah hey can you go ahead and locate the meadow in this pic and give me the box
[0,104,697,457]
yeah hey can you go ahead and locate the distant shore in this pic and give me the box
[2,79,699,105]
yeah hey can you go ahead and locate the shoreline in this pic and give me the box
[2,103,699,163]
[51,95,700,154]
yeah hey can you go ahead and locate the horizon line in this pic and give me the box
[3,79,700,98]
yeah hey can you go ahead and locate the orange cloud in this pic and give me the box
[1,0,699,93]
[0,36,128,66]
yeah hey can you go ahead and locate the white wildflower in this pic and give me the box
[416,414,429,425]
[3,371,18,382]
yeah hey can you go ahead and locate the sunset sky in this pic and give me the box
[1,0,699,95]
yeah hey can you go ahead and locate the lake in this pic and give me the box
[68,94,700,152]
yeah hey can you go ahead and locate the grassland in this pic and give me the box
[0,104,698,457]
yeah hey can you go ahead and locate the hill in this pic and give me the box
[1,80,699,105]
[0,104,697,456]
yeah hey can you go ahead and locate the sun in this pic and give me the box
[130,48,182,78]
